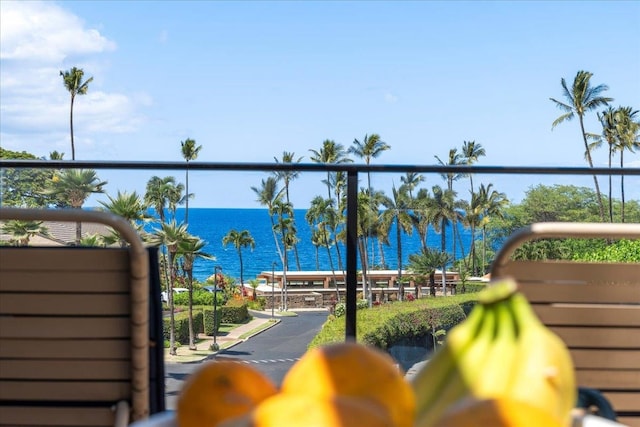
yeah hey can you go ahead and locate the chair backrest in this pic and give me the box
[0,208,155,426]
[490,222,640,427]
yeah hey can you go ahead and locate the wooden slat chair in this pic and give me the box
[490,222,640,427]
[0,208,162,426]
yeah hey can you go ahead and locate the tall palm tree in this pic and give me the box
[1,220,49,246]
[400,172,424,200]
[272,200,296,310]
[478,183,508,273]
[59,67,93,160]
[461,141,485,195]
[435,149,464,266]
[596,107,618,222]
[381,185,413,300]
[251,177,284,264]
[46,169,106,244]
[144,176,179,224]
[349,134,390,267]
[613,107,640,222]
[430,185,459,295]
[180,138,202,224]
[273,151,303,270]
[550,70,613,221]
[222,229,255,287]
[309,141,351,270]
[152,220,189,356]
[412,188,434,251]
[178,235,214,350]
[306,196,340,300]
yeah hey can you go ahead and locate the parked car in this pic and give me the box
[203,285,223,293]
[161,287,189,303]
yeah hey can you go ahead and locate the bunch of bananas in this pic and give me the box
[411,278,576,427]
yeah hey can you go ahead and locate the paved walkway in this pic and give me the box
[164,310,283,363]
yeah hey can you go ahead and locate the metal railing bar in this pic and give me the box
[1,160,639,176]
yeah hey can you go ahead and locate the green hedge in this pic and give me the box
[203,300,251,336]
[362,304,466,349]
[163,310,204,344]
[309,293,478,350]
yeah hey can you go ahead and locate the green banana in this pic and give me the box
[411,303,485,417]
[473,299,518,396]
[415,303,497,427]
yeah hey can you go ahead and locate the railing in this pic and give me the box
[2,159,639,339]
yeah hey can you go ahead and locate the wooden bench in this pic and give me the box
[0,208,165,426]
[490,222,640,427]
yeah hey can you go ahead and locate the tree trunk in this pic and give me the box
[70,94,76,161]
[168,253,177,356]
[579,116,605,221]
[187,270,196,350]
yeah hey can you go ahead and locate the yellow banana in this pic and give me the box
[411,303,485,418]
[506,291,576,425]
[415,304,497,427]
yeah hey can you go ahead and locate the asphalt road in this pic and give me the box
[164,309,329,410]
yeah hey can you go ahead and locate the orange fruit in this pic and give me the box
[433,397,566,427]
[219,394,395,427]
[177,360,278,427]
[280,341,415,427]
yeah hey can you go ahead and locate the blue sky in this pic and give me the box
[1,1,639,208]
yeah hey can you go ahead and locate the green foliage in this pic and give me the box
[310,293,478,350]
[203,300,251,335]
[333,299,369,318]
[246,297,267,310]
[573,239,640,262]
[0,148,66,207]
[163,310,204,344]
[173,290,223,306]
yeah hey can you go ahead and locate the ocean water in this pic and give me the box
[153,208,472,283]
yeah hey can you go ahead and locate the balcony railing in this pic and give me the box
[2,159,639,338]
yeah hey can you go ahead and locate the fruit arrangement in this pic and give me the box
[176,278,577,427]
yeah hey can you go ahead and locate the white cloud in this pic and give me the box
[384,91,398,104]
[0,1,116,62]
[0,1,148,158]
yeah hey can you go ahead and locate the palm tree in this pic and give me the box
[400,172,424,200]
[478,183,508,273]
[180,138,202,224]
[306,196,341,300]
[59,67,93,160]
[178,235,214,350]
[408,248,451,297]
[309,140,352,201]
[430,185,459,295]
[46,169,106,244]
[381,185,413,300]
[435,148,464,266]
[461,141,485,195]
[412,188,434,252]
[99,190,150,245]
[612,107,640,222]
[222,229,255,287]
[251,177,284,264]
[273,151,303,270]
[144,176,180,224]
[596,107,618,222]
[550,70,613,221]
[1,220,49,246]
[349,134,390,266]
[273,200,297,310]
[152,220,189,356]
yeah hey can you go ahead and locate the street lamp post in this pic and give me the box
[213,265,222,347]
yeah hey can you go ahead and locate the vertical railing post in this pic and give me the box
[345,170,358,340]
